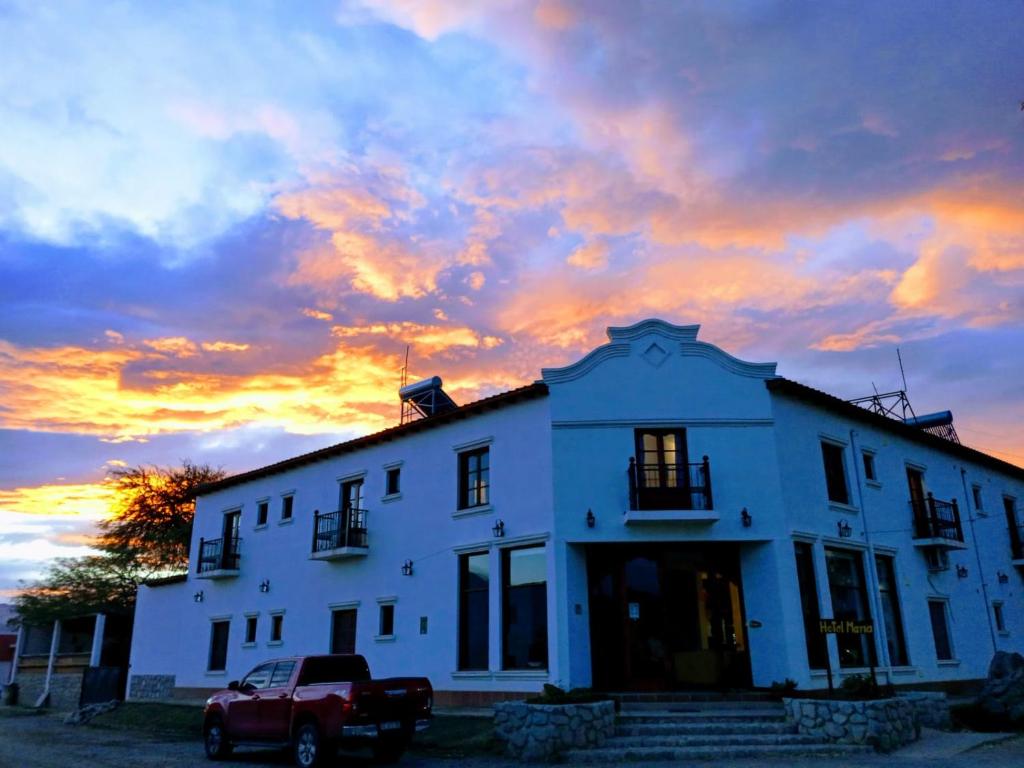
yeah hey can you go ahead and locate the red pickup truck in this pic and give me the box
[203,654,432,766]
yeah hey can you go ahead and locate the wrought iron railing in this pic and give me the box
[909,494,963,543]
[627,455,713,511]
[312,508,368,553]
[197,536,241,573]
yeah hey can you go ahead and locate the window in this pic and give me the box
[793,542,828,670]
[270,613,283,643]
[331,609,357,654]
[458,552,489,670]
[862,452,877,483]
[222,510,241,569]
[971,485,983,513]
[875,555,908,666]
[281,494,294,521]
[378,604,395,637]
[993,602,1006,634]
[386,467,401,496]
[244,615,258,644]
[635,429,688,489]
[821,442,849,505]
[502,545,548,670]
[241,662,274,689]
[1004,496,1023,559]
[458,447,490,509]
[928,600,954,661]
[208,620,230,672]
[270,660,295,687]
[825,548,876,668]
[256,501,269,526]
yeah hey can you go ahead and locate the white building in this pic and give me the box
[128,320,1024,704]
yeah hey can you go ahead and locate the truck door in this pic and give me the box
[231,663,274,739]
[259,660,297,741]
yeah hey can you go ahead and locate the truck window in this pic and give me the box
[270,660,296,687]
[242,662,275,690]
[297,655,371,684]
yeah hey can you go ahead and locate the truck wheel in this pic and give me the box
[203,717,232,760]
[293,722,324,768]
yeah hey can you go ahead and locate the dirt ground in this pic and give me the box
[0,711,1021,768]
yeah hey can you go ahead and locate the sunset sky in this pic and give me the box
[1,0,1023,597]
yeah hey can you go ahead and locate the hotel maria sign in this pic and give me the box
[818,618,874,635]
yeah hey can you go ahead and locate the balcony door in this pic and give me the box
[221,510,241,569]
[635,429,690,510]
[339,479,364,542]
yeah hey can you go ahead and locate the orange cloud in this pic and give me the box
[0,481,117,519]
[330,322,502,355]
[567,240,609,270]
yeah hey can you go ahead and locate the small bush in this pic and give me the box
[837,673,893,701]
[769,679,798,699]
[524,684,612,705]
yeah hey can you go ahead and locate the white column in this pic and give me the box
[39,620,61,706]
[89,614,106,667]
[8,626,23,685]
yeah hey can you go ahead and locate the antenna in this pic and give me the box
[399,345,410,423]
[897,347,908,394]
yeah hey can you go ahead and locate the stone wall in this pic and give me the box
[783,697,919,752]
[494,700,616,762]
[16,671,83,710]
[128,674,176,700]
[898,691,951,730]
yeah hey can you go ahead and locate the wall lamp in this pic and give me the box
[585,509,596,528]
[402,559,414,577]
[837,519,852,538]
[956,564,968,579]
[492,519,505,538]
[997,571,1010,584]
[259,579,271,593]
[741,508,752,528]
[193,591,204,603]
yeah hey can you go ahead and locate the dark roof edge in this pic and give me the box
[143,574,188,588]
[197,382,549,495]
[767,378,1024,480]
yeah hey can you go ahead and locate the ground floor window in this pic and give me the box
[825,547,876,668]
[928,599,954,661]
[270,613,284,643]
[502,545,548,670]
[458,552,489,670]
[875,555,908,666]
[208,620,230,671]
[794,542,828,669]
[993,602,1006,634]
[244,615,258,644]
[331,609,357,654]
[378,603,395,637]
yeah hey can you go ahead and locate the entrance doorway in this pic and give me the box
[587,543,750,690]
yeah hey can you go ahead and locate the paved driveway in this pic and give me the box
[0,713,1021,768]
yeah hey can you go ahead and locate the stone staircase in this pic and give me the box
[564,695,873,762]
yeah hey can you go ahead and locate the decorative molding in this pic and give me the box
[336,470,367,483]
[679,341,778,379]
[451,436,493,452]
[327,600,360,610]
[607,319,700,342]
[552,418,774,429]
[541,343,630,383]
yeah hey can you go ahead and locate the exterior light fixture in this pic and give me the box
[997,571,1009,584]
[402,559,414,577]
[956,564,968,579]
[193,591,204,603]
[741,508,752,527]
[259,579,270,593]
[492,519,505,538]
[585,509,596,528]
[837,519,852,538]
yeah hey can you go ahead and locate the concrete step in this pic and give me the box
[619,699,784,712]
[610,691,775,704]
[564,743,872,763]
[615,720,797,737]
[617,709,787,724]
[607,733,823,748]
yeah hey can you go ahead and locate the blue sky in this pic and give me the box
[1,0,1023,595]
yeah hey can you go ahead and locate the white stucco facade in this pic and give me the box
[129,320,1024,701]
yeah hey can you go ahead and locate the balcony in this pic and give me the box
[910,494,966,550]
[625,455,718,524]
[196,537,241,578]
[311,508,369,561]
[1009,522,1024,566]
